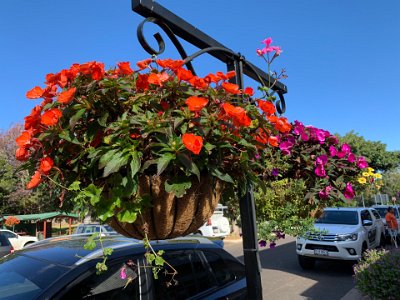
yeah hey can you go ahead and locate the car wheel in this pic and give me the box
[360,243,368,260]
[23,242,34,247]
[298,255,315,270]
[379,234,386,248]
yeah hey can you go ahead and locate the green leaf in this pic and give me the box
[177,153,200,180]
[82,184,103,206]
[98,112,109,127]
[210,167,234,183]
[68,181,81,191]
[98,149,119,169]
[59,131,81,145]
[140,159,157,172]
[130,151,142,178]
[173,117,185,129]
[204,143,216,151]
[157,153,175,175]
[103,247,114,256]
[117,209,138,223]
[165,178,192,198]
[69,108,86,129]
[155,256,165,266]
[103,152,129,177]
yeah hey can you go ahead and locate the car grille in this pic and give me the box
[307,233,339,242]
[305,244,339,252]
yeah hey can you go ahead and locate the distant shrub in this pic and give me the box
[353,249,400,300]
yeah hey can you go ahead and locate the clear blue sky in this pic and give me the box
[1,0,399,150]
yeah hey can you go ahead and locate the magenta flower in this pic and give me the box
[315,164,326,177]
[279,140,294,155]
[315,129,326,144]
[337,151,346,159]
[344,183,355,199]
[316,155,328,165]
[120,266,127,280]
[356,156,368,169]
[329,146,337,157]
[341,143,351,154]
[319,186,333,199]
[347,153,356,163]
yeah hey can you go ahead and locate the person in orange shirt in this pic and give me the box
[385,207,398,247]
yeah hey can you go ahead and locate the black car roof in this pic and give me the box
[16,235,218,267]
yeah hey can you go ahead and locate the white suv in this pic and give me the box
[372,205,400,236]
[296,207,385,269]
[197,204,231,238]
[0,229,38,250]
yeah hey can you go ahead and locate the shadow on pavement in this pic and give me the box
[235,239,356,300]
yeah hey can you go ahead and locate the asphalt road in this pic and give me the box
[224,236,357,300]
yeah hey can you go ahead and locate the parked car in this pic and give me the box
[296,207,385,269]
[74,223,118,235]
[0,234,14,258]
[371,204,400,235]
[0,234,246,299]
[197,204,231,238]
[0,229,38,250]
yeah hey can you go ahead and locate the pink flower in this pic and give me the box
[347,153,356,163]
[315,164,326,177]
[316,155,328,165]
[120,266,127,280]
[337,151,346,159]
[356,156,368,169]
[319,186,333,199]
[329,146,337,157]
[341,143,351,154]
[344,183,355,199]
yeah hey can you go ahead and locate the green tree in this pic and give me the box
[381,169,400,201]
[338,131,400,172]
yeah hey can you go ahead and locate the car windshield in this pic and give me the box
[0,255,68,299]
[315,211,359,225]
[374,207,399,218]
[103,225,116,232]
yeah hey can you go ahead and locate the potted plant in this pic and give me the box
[16,56,291,240]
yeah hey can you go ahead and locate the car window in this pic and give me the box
[1,231,16,239]
[371,209,381,220]
[202,249,245,286]
[0,235,11,247]
[153,250,217,299]
[0,255,68,300]
[361,210,372,222]
[315,211,358,225]
[60,259,140,300]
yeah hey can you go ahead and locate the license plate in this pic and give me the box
[314,249,329,256]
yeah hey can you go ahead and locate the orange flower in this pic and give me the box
[221,82,241,95]
[222,103,251,127]
[136,58,152,70]
[204,73,221,84]
[117,62,134,75]
[26,86,44,99]
[175,68,194,81]
[15,147,30,161]
[268,136,279,147]
[156,59,184,70]
[257,100,276,115]
[274,117,292,133]
[148,72,169,86]
[40,157,54,174]
[26,171,42,189]
[24,105,42,130]
[16,131,33,147]
[189,76,208,90]
[41,108,62,126]
[182,133,203,155]
[225,71,236,79]
[185,96,208,112]
[58,87,76,104]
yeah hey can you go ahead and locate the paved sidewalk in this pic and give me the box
[340,288,370,300]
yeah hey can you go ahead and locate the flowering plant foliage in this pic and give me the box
[16,57,292,223]
[4,216,20,227]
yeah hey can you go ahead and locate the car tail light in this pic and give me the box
[10,246,14,254]
[206,219,212,226]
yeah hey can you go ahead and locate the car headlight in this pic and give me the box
[337,233,358,241]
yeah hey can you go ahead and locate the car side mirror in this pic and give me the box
[362,220,373,227]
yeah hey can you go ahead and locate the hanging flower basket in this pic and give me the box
[109,174,222,239]
[16,58,290,239]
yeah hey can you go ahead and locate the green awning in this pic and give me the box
[2,212,79,222]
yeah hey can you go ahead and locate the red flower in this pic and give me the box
[41,108,62,126]
[182,133,203,155]
[257,100,276,115]
[222,103,251,127]
[225,71,236,79]
[188,76,208,90]
[204,73,221,84]
[15,147,30,161]
[221,82,241,95]
[26,171,42,189]
[136,74,149,91]
[24,105,42,130]
[175,68,194,81]
[16,131,33,147]
[58,87,76,104]
[244,87,254,96]
[148,72,169,86]
[117,62,134,75]
[156,59,184,71]
[185,96,208,112]
[40,157,54,174]
[26,86,44,99]
[136,58,152,70]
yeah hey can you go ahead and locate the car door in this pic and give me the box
[1,230,22,250]
[360,209,377,247]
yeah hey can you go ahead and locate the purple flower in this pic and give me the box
[279,140,294,155]
[254,153,261,159]
[315,129,326,144]
[344,183,355,199]
[315,164,326,177]
[300,132,310,141]
[337,151,346,159]
[269,241,276,249]
[347,153,356,163]
[272,168,279,177]
[259,240,267,247]
[293,120,305,135]
[329,146,337,157]
[356,156,368,169]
